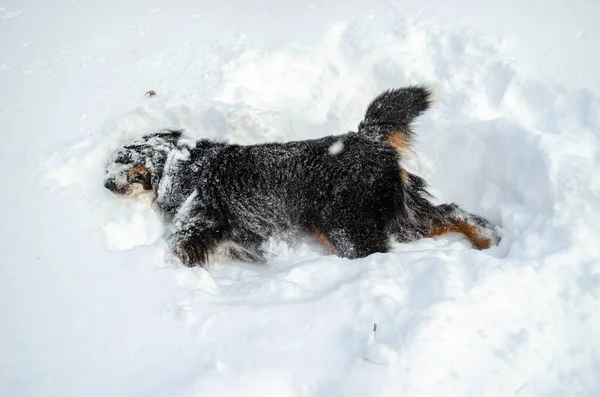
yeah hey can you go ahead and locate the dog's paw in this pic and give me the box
[468,214,501,249]
[167,236,209,268]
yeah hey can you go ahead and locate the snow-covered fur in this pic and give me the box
[104,86,499,267]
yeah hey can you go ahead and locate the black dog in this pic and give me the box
[104,86,499,267]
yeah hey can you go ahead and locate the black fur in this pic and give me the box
[358,85,433,141]
[104,86,499,267]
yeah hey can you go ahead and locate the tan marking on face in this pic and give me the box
[126,165,149,181]
[387,131,411,154]
[312,227,337,254]
[428,219,494,249]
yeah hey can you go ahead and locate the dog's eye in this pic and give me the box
[115,154,133,164]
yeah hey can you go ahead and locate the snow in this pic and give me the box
[3,0,600,396]
[328,140,344,155]
[363,324,399,365]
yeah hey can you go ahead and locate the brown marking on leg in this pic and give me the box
[429,218,494,250]
[312,227,337,254]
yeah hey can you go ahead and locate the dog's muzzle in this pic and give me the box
[104,178,128,195]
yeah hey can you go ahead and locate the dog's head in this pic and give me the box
[104,130,183,196]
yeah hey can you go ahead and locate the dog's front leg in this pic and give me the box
[166,217,226,267]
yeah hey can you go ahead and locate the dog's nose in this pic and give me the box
[104,179,117,191]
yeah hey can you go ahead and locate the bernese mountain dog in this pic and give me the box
[104,86,499,267]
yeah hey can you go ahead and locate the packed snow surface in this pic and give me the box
[2,0,600,396]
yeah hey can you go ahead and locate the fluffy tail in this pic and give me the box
[358,85,438,153]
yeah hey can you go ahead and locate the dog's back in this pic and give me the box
[165,134,403,245]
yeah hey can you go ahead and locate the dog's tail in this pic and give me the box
[358,85,438,155]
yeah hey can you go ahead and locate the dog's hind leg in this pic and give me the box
[392,202,499,249]
[391,172,499,249]
[427,204,500,249]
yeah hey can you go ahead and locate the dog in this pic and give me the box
[104,86,500,267]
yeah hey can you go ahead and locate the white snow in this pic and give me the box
[328,139,344,155]
[363,324,399,365]
[3,0,600,396]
